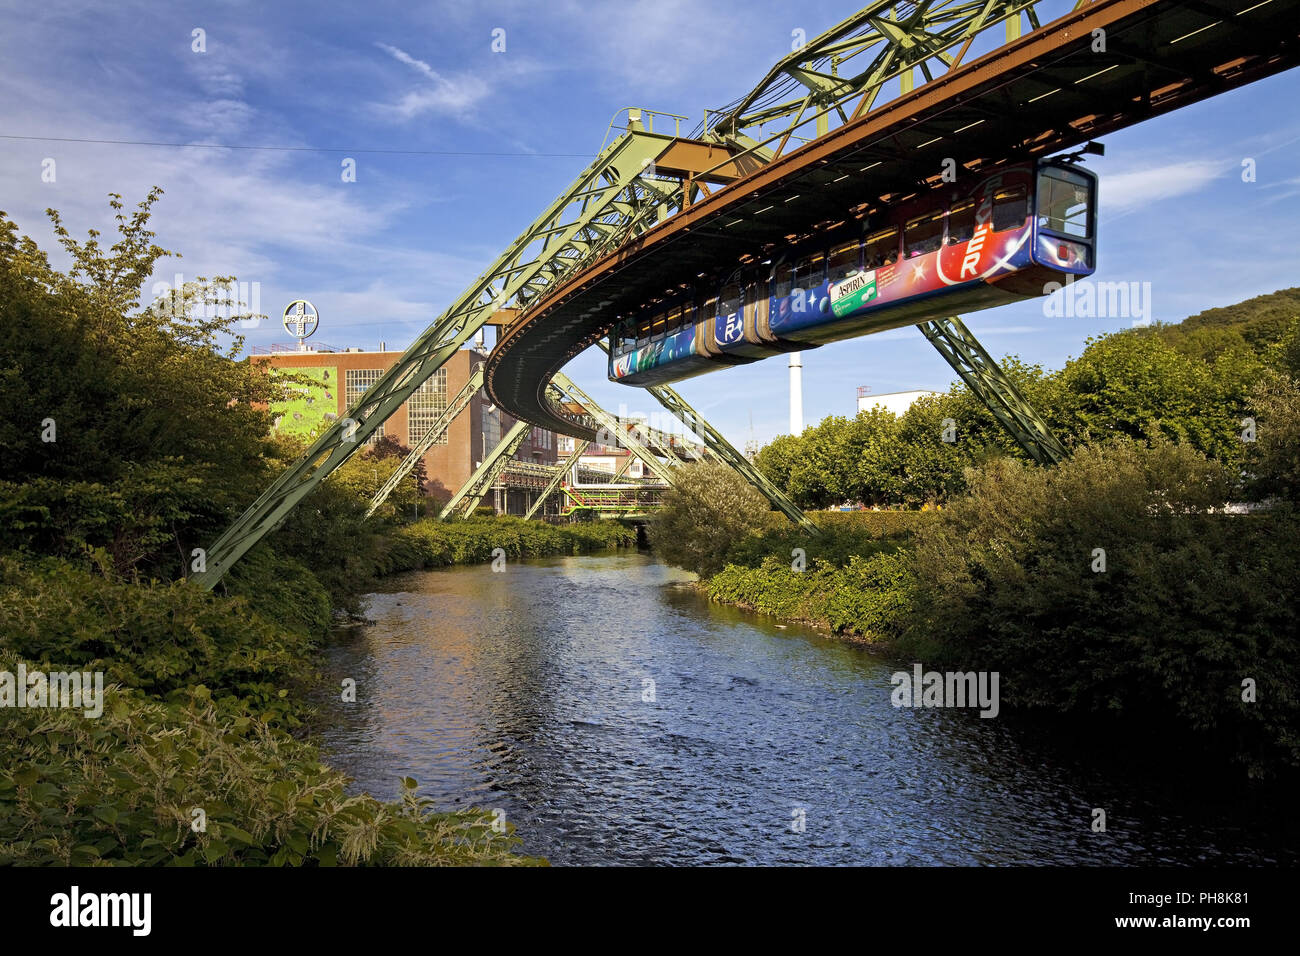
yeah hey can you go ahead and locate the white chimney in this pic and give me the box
[789,352,803,435]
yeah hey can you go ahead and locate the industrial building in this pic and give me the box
[252,344,557,509]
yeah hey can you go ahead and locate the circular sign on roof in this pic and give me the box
[282,300,319,339]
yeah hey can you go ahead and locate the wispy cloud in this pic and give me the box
[1101,159,1225,214]
[372,42,490,120]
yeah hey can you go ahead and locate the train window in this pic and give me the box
[863,228,898,268]
[905,211,944,257]
[794,251,826,286]
[946,200,976,244]
[664,305,685,334]
[992,185,1028,232]
[648,309,669,340]
[719,282,743,316]
[772,261,795,298]
[616,319,636,355]
[1037,167,1092,238]
[827,241,863,283]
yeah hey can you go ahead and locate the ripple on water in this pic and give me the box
[314,552,1295,866]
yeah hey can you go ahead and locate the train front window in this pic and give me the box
[1037,167,1092,238]
[827,241,862,283]
[905,211,943,257]
[863,228,898,268]
[947,200,976,244]
[992,185,1028,231]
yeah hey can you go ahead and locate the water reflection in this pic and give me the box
[315,552,1292,866]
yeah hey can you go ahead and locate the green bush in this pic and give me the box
[0,556,323,727]
[647,463,773,576]
[899,439,1300,777]
[708,551,914,640]
[0,652,541,867]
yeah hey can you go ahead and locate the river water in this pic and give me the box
[316,551,1294,866]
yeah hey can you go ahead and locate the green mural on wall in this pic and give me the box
[270,366,337,439]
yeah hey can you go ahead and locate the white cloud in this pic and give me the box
[372,42,491,120]
[1101,159,1224,213]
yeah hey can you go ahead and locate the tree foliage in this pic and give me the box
[647,462,773,576]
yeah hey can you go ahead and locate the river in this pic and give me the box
[316,551,1294,866]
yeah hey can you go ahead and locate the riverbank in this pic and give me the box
[663,444,1300,784]
[0,517,635,865]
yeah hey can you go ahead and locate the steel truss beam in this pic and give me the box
[366,367,485,518]
[524,440,591,520]
[596,340,819,533]
[918,316,1067,465]
[550,373,678,486]
[194,129,678,588]
[440,419,534,519]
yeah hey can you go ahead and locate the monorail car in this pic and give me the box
[608,159,1097,386]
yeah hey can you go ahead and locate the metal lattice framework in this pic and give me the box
[524,440,591,520]
[198,0,1298,585]
[594,339,820,533]
[439,419,534,519]
[366,366,485,517]
[194,129,682,587]
[919,315,1068,464]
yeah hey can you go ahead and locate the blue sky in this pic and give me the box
[2,0,1298,448]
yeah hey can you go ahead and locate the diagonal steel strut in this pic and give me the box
[595,340,819,533]
[918,315,1067,465]
[193,129,675,588]
[366,366,485,518]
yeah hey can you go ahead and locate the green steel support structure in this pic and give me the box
[918,316,1067,465]
[523,440,591,520]
[195,1,1104,585]
[551,372,678,487]
[595,339,818,533]
[439,419,533,519]
[366,366,485,518]
[194,128,677,587]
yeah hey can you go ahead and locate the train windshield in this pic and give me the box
[1037,166,1092,238]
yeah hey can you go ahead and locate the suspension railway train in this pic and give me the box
[608,158,1097,386]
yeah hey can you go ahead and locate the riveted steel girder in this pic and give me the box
[918,315,1067,465]
[365,366,485,518]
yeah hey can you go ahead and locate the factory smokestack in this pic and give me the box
[789,352,803,435]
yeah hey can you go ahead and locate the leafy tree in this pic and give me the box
[647,462,772,575]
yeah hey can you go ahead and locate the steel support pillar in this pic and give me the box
[192,128,678,588]
[917,316,1067,466]
[551,373,677,486]
[439,419,533,520]
[524,440,591,520]
[366,366,485,518]
[596,340,818,533]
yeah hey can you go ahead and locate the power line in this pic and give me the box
[0,133,590,158]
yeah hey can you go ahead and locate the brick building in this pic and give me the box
[253,344,556,506]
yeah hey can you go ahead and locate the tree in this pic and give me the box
[647,462,771,576]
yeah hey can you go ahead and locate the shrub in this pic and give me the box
[899,439,1300,777]
[0,652,541,867]
[647,463,773,576]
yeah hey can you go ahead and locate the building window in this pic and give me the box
[345,368,386,442]
[407,367,449,445]
[482,407,501,453]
